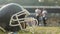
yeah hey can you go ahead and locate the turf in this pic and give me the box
[18,26,60,34]
[0,26,60,34]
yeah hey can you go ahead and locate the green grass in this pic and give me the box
[18,30,32,34]
[0,26,60,34]
[18,26,60,34]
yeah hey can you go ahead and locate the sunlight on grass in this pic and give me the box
[18,26,60,34]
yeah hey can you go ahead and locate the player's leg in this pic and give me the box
[43,17,47,26]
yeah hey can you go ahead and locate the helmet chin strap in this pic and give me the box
[9,9,30,30]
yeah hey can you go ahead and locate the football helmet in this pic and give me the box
[0,3,30,32]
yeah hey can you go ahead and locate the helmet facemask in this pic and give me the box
[9,9,30,30]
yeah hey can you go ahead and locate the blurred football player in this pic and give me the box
[35,8,42,25]
[42,9,47,26]
[25,17,38,27]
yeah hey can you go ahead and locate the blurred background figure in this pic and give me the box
[35,8,42,26]
[25,17,38,27]
[42,8,48,26]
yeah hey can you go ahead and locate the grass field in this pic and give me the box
[0,26,60,34]
[18,26,60,34]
